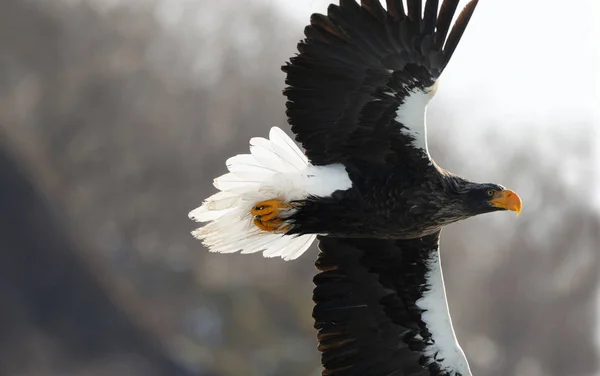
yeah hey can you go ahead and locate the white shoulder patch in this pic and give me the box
[393,83,438,159]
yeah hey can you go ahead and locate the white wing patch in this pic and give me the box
[416,247,472,376]
[393,82,438,159]
[189,127,352,261]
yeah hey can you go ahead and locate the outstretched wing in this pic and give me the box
[313,234,471,376]
[282,0,478,166]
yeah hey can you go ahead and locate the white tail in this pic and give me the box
[189,127,351,261]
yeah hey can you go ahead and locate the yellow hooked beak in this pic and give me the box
[489,189,522,215]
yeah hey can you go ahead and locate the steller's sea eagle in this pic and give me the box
[189,0,522,375]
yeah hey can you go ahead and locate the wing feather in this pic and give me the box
[282,0,479,166]
[313,234,471,376]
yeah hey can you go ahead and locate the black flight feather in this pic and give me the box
[361,0,387,21]
[385,0,406,21]
[422,0,439,35]
[313,234,449,376]
[407,0,423,23]
[443,0,479,65]
[282,0,479,166]
[434,0,460,49]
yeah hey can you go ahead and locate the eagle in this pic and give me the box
[189,0,522,375]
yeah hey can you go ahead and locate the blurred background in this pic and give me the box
[1,0,599,375]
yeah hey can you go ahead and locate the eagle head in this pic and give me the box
[437,176,522,222]
[462,183,522,215]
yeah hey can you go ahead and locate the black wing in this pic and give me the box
[313,233,470,376]
[282,0,478,166]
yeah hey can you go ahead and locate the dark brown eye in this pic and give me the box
[487,190,495,197]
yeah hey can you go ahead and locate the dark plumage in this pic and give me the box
[282,0,478,166]
[189,1,522,375]
[277,0,521,375]
[288,168,511,239]
[313,234,444,376]
[283,0,517,240]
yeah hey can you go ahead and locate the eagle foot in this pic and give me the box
[250,199,291,232]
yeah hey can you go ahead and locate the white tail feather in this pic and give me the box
[189,127,351,261]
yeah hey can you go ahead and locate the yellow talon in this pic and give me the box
[259,210,279,222]
[251,199,291,232]
[253,218,270,232]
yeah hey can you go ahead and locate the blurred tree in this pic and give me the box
[0,137,216,375]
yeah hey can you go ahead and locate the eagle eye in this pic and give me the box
[486,189,495,197]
